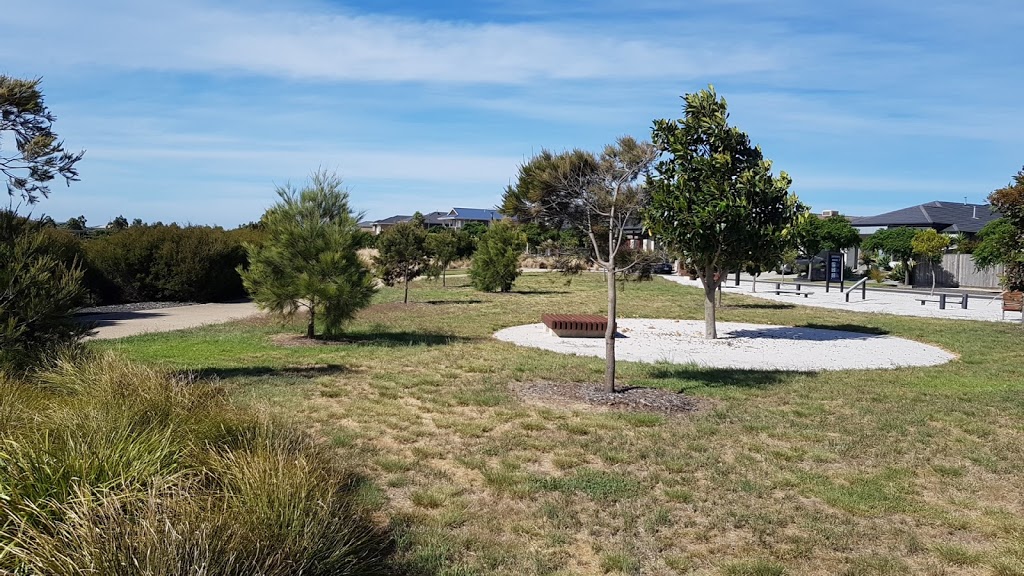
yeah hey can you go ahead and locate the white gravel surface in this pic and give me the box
[660,275,1017,323]
[494,319,955,371]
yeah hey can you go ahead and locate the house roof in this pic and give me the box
[849,201,1001,234]
[373,215,412,226]
[421,211,448,225]
[441,207,504,222]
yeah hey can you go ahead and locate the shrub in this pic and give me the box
[84,224,248,303]
[0,210,88,374]
[470,220,527,292]
[0,352,398,575]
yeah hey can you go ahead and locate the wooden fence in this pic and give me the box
[915,253,1004,289]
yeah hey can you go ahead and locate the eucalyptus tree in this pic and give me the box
[501,136,657,392]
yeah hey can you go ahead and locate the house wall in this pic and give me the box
[915,254,1004,289]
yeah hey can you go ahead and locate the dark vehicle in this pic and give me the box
[652,261,674,274]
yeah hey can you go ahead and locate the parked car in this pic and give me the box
[652,261,674,274]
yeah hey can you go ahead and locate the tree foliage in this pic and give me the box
[911,228,950,294]
[1,76,85,205]
[791,213,860,277]
[374,221,430,303]
[862,227,918,284]
[0,210,88,374]
[240,170,375,339]
[644,85,800,338]
[500,136,657,391]
[974,167,1024,291]
[425,228,462,287]
[470,220,526,293]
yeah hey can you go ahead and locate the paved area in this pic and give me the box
[80,302,261,340]
[494,319,955,371]
[660,275,1018,323]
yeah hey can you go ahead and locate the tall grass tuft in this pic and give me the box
[0,352,399,575]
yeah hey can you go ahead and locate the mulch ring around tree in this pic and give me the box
[512,381,704,416]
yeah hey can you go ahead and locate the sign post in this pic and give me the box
[826,252,844,293]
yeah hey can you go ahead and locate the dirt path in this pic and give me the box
[81,302,261,340]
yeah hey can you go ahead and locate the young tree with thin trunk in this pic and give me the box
[645,86,800,339]
[501,136,657,392]
[426,228,460,287]
[911,229,950,295]
[374,220,430,303]
[862,227,917,285]
[240,170,376,339]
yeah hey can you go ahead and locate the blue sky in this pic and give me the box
[2,0,1021,227]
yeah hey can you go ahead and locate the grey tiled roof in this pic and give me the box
[849,201,1000,234]
[442,207,504,222]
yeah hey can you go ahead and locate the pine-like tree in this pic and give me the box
[239,170,376,339]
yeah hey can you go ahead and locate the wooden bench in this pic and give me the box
[917,292,968,310]
[1003,291,1023,322]
[541,314,607,338]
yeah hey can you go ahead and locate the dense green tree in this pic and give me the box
[791,213,861,277]
[425,228,460,287]
[108,215,129,231]
[470,220,527,293]
[64,215,86,231]
[1,76,85,205]
[461,221,489,239]
[240,170,375,339]
[501,137,656,391]
[974,167,1024,290]
[375,221,430,303]
[0,211,88,373]
[911,229,950,295]
[645,86,801,338]
[862,227,918,285]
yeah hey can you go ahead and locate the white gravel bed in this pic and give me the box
[660,275,1017,323]
[494,319,954,371]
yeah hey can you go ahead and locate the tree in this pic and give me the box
[792,213,861,278]
[64,215,86,231]
[974,167,1024,291]
[375,221,430,303]
[425,228,460,287]
[469,220,527,293]
[862,227,917,285]
[911,229,950,295]
[1,210,88,373]
[1,76,85,205]
[501,136,657,392]
[108,215,129,231]
[239,170,376,339]
[645,86,801,339]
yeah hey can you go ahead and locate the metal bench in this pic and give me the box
[767,283,814,298]
[541,314,607,338]
[916,292,968,310]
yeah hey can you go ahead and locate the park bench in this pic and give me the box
[1003,291,1023,322]
[916,292,968,310]
[765,282,814,298]
[541,314,607,338]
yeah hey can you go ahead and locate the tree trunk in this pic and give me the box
[404,275,410,303]
[703,271,718,339]
[306,306,316,339]
[605,267,617,393]
[442,267,446,287]
[930,268,936,295]
[904,262,911,286]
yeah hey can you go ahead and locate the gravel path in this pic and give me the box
[494,319,955,371]
[660,275,1017,323]
[79,301,261,340]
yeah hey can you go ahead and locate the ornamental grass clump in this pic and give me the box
[0,352,397,575]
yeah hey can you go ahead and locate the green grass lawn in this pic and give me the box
[95,273,1024,575]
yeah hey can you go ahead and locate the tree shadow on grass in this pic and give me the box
[422,299,483,305]
[726,324,888,341]
[510,289,572,295]
[645,366,807,390]
[337,331,473,347]
[75,310,165,328]
[187,364,353,381]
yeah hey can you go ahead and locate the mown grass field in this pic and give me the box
[96,273,1024,575]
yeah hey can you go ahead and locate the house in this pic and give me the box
[369,208,503,234]
[850,201,1004,289]
[849,201,1000,235]
[437,208,504,229]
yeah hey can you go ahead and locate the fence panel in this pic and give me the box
[915,254,1004,289]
